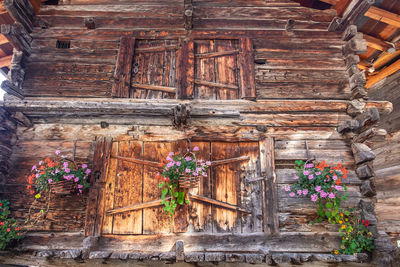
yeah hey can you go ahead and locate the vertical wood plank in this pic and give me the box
[194,40,216,99]
[112,141,143,234]
[215,40,239,100]
[143,142,172,234]
[240,142,263,233]
[112,37,135,98]
[177,39,194,99]
[189,141,212,232]
[101,141,119,235]
[239,37,256,100]
[260,138,279,235]
[146,40,165,99]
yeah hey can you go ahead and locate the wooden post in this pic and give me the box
[176,39,194,99]
[239,37,256,100]
[184,0,193,30]
[111,37,135,98]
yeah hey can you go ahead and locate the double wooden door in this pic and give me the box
[86,139,276,236]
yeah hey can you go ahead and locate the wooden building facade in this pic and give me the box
[0,0,397,265]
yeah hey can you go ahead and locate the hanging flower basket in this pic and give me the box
[50,180,75,195]
[178,175,199,189]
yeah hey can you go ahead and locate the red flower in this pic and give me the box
[6,228,10,232]
[26,185,32,190]
[0,222,4,226]
[15,227,19,231]
[362,220,365,223]
[30,190,35,195]
[0,203,2,206]
[365,220,370,226]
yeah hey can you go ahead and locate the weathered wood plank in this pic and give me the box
[107,198,167,215]
[189,193,250,213]
[239,37,256,99]
[112,37,135,98]
[176,39,194,99]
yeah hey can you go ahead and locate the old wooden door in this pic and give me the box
[86,138,277,236]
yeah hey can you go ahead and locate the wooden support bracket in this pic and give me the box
[189,193,250,213]
[106,198,170,215]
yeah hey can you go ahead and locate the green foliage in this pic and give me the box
[0,200,24,250]
[338,216,374,255]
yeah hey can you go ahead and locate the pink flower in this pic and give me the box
[166,156,173,162]
[284,185,291,192]
[167,162,175,168]
[32,165,37,171]
[78,184,83,189]
[193,146,199,152]
[202,172,208,177]
[35,173,40,178]
[176,161,181,167]
[55,150,61,155]
[168,152,174,156]
[328,193,335,199]
[63,162,69,168]
[185,156,192,161]
[55,169,60,174]
[315,172,321,175]
[206,161,211,166]
[332,175,338,181]
[320,191,328,198]
[303,189,308,196]
[74,177,79,182]
[65,168,70,173]
[294,174,299,180]
[306,163,314,168]
[311,194,318,202]
[289,192,295,197]
[308,174,314,180]
[196,167,202,172]
[185,168,191,173]
[48,179,53,183]
[82,164,87,169]
[315,186,321,192]
[303,170,310,175]
[85,169,91,175]
[193,172,198,176]
[297,190,302,195]
[335,185,343,191]
[39,161,43,165]
[79,189,82,194]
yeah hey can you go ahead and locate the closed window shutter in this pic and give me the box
[239,37,256,100]
[111,37,136,98]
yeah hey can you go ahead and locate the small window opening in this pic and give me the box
[43,0,59,5]
[56,40,71,49]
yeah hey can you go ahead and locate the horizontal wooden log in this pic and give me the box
[195,50,239,58]
[189,193,250,213]
[211,155,250,166]
[1,80,24,99]
[106,198,169,215]
[135,45,178,53]
[365,6,400,28]
[352,143,376,165]
[194,79,239,90]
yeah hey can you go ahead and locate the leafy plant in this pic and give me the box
[157,146,210,216]
[338,217,374,254]
[27,150,91,198]
[0,200,23,250]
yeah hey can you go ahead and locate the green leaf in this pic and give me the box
[325,202,333,209]
[161,188,168,199]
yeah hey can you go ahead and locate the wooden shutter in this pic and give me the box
[177,38,194,99]
[239,37,256,100]
[112,37,135,98]
[85,137,112,236]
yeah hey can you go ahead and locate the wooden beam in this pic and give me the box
[195,50,239,59]
[0,55,12,67]
[189,193,250,213]
[211,155,250,166]
[1,80,23,99]
[363,33,393,52]
[372,49,400,70]
[366,58,400,88]
[111,155,161,169]
[131,83,176,94]
[365,6,400,28]
[194,79,239,90]
[135,45,178,53]
[0,34,9,45]
[106,198,170,215]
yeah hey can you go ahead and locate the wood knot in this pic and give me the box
[172,104,191,129]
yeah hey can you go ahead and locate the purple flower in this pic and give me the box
[85,169,91,175]
[74,177,79,182]
[55,150,61,155]
[185,156,192,161]
[32,165,37,171]
[55,169,60,174]
[167,162,175,168]
[284,185,291,192]
[48,178,53,183]
[308,174,314,180]
[176,161,181,167]
[303,170,310,176]
[193,146,199,152]
[315,171,321,175]
[335,185,343,191]
[297,190,302,195]
[78,184,83,189]
[303,189,308,196]
[332,175,338,181]
[315,186,321,192]
[39,161,43,165]
[328,193,335,199]
[289,192,295,197]
[206,161,211,166]
[185,168,191,173]
[82,164,87,169]
[64,175,71,180]
[65,168,70,173]
[320,191,328,198]
[311,194,318,202]
[294,174,299,180]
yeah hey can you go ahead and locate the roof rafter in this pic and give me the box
[365,6,400,28]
